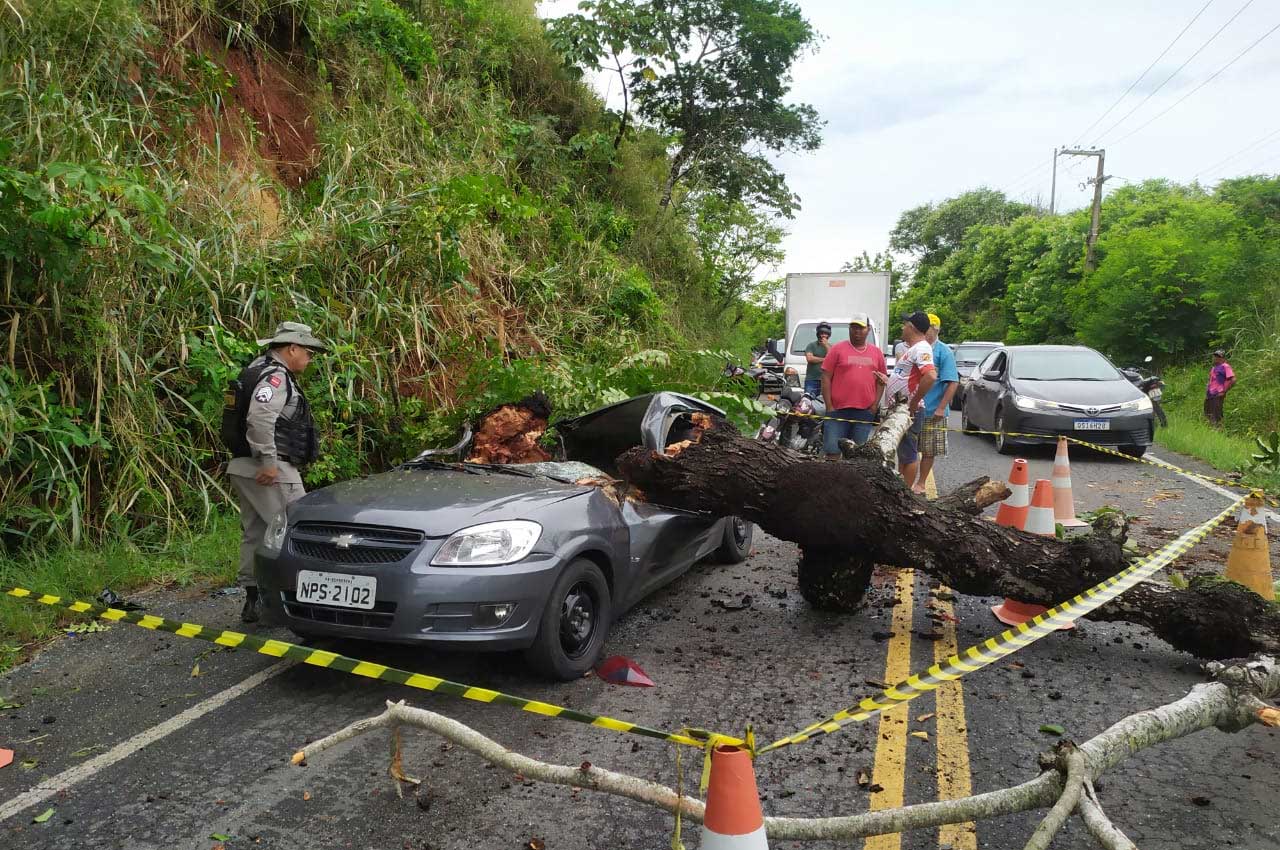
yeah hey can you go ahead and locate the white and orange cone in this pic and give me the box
[994,458,1030,529]
[993,480,1074,628]
[700,746,768,849]
[1052,437,1088,528]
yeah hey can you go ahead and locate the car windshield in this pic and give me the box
[953,344,996,363]
[1011,349,1120,381]
[791,322,878,354]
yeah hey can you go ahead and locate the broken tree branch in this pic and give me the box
[1077,780,1138,850]
[293,657,1279,845]
[1023,744,1086,850]
[616,411,1280,659]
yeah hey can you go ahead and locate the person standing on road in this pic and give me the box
[224,322,328,623]
[1204,348,1235,427]
[915,313,959,495]
[820,313,886,458]
[804,322,832,397]
[893,311,937,492]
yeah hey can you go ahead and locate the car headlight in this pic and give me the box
[263,509,288,555]
[1013,395,1060,411]
[1122,396,1153,412]
[431,520,542,566]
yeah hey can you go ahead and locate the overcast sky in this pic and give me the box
[539,1,1280,277]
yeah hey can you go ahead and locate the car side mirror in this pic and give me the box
[982,370,1002,380]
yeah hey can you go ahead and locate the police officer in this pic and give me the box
[226,322,327,623]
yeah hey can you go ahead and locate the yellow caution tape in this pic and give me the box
[2,587,742,751]
[756,492,1248,754]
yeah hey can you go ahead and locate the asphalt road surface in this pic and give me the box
[3,414,1278,850]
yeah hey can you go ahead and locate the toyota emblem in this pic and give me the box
[330,533,361,549]
[1086,406,1100,416]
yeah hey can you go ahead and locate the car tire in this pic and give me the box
[994,409,1016,455]
[713,517,753,564]
[525,558,612,681]
[1121,444,1148,458]
[960,402,977,434]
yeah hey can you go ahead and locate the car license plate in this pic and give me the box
[1148,388,1163,401]
[1073,419,1110,431]
[296,570,376,609]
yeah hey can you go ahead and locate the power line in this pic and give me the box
[1112,18,1280,146]
[1072,0,1216,145]
[1192,126,1280,179]
[1095,0,1255,144]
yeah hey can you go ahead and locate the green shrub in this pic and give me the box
[329,0,436,79]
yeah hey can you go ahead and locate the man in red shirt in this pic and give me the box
[820,313,887,459]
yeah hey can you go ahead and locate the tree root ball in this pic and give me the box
[797,548,876,611]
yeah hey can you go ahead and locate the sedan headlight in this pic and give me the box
[1121,396,1153,412]
[263,509,288,554]
[432,520,542,566]
[1013,394,1060,411]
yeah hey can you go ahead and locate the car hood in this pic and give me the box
[290,468,590,536]
[1010,377,1144,405]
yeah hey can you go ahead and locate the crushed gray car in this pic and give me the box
[254,393,753,679]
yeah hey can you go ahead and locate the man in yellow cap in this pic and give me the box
[913,313,958,494]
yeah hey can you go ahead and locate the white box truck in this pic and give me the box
[782,271,892,384]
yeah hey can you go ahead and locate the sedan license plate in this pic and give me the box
[296,570,376,609]
[1073,419,1110,431]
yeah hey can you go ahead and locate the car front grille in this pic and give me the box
[288,521,424,566]
[282,591,397,629]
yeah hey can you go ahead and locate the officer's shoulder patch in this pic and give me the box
[267,373,282,387]
[253,386,274,403]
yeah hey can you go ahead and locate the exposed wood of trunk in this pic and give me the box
[616,426,1280,660]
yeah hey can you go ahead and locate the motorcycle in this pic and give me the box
[1121,355,1167,428]
[756,384,825,455]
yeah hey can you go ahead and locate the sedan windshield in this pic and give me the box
[953,344,997,363]
[1011,349,1120,381]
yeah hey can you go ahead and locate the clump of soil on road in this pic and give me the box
[467,393,553,464]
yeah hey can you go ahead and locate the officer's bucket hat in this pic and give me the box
[257,321,328,351]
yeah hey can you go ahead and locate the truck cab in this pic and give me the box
[785,318,882,385]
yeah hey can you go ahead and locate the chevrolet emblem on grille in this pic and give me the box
[330,533,361,549]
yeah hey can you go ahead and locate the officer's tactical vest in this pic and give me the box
[221,356,319,465]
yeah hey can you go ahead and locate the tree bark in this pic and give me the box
[616,421,1280,660]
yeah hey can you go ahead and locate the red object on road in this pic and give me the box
[994,458,1029,529]
[595,655,655,687]
[0,748,12,769]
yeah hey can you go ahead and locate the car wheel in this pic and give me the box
[525,558,612,681]
[1120,444,1148,458]
[960,401,977,434]
[713,517,753,564]
[994,409,1016,455]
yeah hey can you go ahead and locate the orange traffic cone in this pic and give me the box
[1224,495,1272,598]
[1052,437,1088,528]
[994,458,1030,529]
[700,745,768,849]
[993,480,1073,628]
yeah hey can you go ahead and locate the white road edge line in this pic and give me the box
[0,660,294,823]
[1146,451,1280,525]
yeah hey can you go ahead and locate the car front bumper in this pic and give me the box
[1002,408,1154,447]
[254,539,565,651]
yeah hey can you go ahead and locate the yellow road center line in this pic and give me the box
[863,567,915,850]
[933,586,977,850]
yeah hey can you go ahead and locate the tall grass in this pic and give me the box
[0,0,744,551]
[1155,411,1280,494]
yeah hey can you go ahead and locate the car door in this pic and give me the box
[619,501,720,606]
[968,350,1007,428]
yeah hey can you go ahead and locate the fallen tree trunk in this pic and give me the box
[616,411,1280,660]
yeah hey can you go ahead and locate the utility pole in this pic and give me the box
[1050,147,1058,214]
[1059,147,1109,271]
